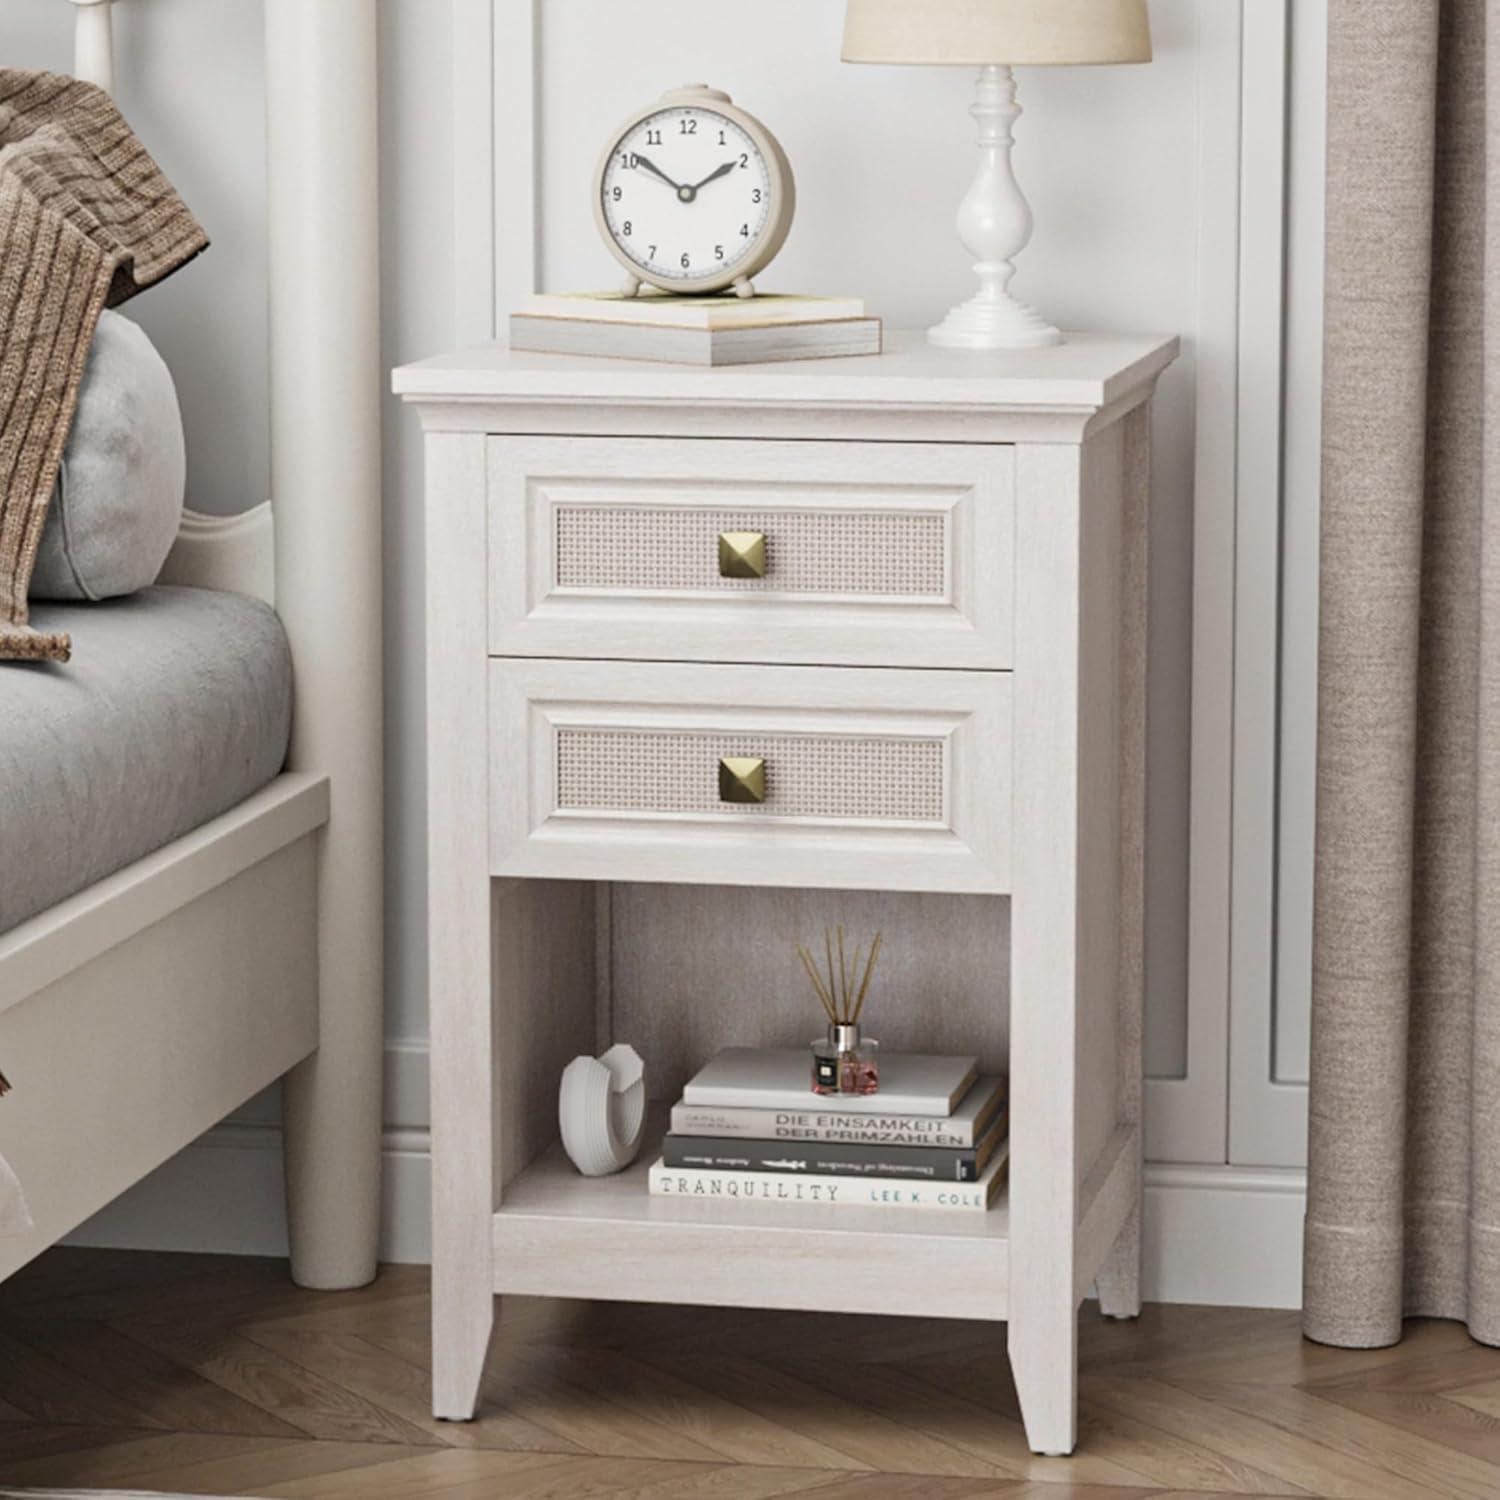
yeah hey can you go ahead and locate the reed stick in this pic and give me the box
[796,944,836,1022]
[824,928,837,1019]
[851,930,883,1023]
[837,925,848,1016]
[800,925,882,1027]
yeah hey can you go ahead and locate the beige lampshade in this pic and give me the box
[841,0,1151,66]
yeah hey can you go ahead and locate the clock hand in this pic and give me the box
[690,160,739,192]
[631,155,683,192]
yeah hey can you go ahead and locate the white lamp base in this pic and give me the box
[932,65,1062,352]
[929,285,1062,350]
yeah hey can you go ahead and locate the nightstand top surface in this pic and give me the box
[394,329,1179,412]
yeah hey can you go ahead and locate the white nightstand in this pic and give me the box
[394,330,1178,1456]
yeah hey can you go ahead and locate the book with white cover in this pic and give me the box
[508,312,881,367]
[518,291,868,328]
[681,1048,978,1117]
[669,1074,1006,1148]
[648,1140,1008,1214]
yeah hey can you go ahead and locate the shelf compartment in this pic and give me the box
[491,1117,1010,1321]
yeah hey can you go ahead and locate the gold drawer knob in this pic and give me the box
[718,531,767,579]
[718,756,766,804]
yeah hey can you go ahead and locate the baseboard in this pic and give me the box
[66,1121,435,1267]
[1142,1162,1305,1309]
[67,1096,1306,1309]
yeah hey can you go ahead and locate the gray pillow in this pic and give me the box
[29,310,186,601]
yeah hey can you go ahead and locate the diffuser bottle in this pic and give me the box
[798,926,884,1097]
[811,1021,880,1096]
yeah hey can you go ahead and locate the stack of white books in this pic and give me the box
[650,1047,1009,1215]
[509,292,882,366]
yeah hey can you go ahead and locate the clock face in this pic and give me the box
[599,105,773,284]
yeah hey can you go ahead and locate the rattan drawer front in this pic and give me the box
[555,506,947,597]
[489,436,1013,669]
[491,658,1012,894]
[557,729,946,822]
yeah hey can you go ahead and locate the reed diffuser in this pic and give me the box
[797,926,882,1096]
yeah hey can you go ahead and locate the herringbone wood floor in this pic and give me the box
[0,1251,1498,1498]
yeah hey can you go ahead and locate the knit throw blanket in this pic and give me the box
[0,71,207,662]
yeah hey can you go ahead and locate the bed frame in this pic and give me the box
[0,0,384,1291]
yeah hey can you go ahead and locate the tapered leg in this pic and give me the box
[433,1262,494,1420]
[1009,1300,1079,1456]
[1096,1202,1143,1319]
[430,851,497,1420]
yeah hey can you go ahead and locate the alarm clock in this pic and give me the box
[593,85,796,299]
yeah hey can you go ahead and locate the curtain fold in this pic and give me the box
[1306,0,1500,1347]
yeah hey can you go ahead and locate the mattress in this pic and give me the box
[0,586,292,936]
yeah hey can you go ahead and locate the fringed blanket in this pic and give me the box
[0,71,207,662]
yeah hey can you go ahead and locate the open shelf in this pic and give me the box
[491,1111,1011,1321]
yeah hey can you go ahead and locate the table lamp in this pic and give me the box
[842,0,1151,350]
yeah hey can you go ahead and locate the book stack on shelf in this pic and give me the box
[649,1047,1009,1214]
[509,292,882,366]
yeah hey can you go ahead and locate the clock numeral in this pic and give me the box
[752,188,762,204]
[718,129,727,145]
[680,252,690,269]
[678,117,698,135]
[611,186,622,201]
[739,223,750,237]
[645,128,663,145]
[648,244,657,258]
[739,153,749,168]
[714,244,724,260]
[618,152,639,169]
[622,221,632,236]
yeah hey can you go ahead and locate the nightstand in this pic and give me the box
[394,330,1178,1456]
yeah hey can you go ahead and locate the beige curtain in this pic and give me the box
[1305,0,1500,1347]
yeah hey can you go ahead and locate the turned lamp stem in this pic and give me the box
[931,65,1060,351]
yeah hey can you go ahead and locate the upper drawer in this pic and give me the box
[487,437,1013,669]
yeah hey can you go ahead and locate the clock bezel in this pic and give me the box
[591,86,796,296]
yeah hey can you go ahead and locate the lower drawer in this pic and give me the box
[489,659,1011,893]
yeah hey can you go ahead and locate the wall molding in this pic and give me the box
[68,1112,1306,1310]
[1143,0,1246,1165]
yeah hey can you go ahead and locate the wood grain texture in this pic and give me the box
[5,1249,1500,1498]
[488,658,1014,894]
[1097,401,1151,1321]
[0,826,322,1284]
[486,435,1015,670]
[393,330,1180,423]
[423,429,496,1420]
[403,328,1176,1453]
[490,1116,1010,1321]
[1008,442,1086,1456]
[608,883,1009,1101]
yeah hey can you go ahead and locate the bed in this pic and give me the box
[0,0,383,1290]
